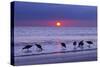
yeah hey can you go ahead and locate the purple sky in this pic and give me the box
[13,1,97,27]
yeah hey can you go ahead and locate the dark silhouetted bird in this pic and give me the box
[73,41,77,50]
[78,40,84,49]
[73,41,77,46]
[22,45,32,51]
[86,41,93,48]
[86,41,93,44]
[35,44,43,51]
[61,43,66,48]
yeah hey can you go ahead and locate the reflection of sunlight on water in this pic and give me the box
[53,39,63,55]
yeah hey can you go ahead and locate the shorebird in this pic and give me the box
[22,45,33,51]
[78,40,84,49]
[86,41,93,48]
[73,41,77,49]
[73,41,77,46]
[61,42,66,49]
[35,44,43,51]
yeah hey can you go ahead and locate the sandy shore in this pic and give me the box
[14,49,97,66]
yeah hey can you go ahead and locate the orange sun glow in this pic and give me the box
[56,22,61,27]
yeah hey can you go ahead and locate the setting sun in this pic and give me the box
[56,22,61,27]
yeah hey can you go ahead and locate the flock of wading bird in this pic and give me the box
[22,40,94,52]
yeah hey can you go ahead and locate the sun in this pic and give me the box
[56,22,61,27]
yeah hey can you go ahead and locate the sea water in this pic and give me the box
[14,27,97,56]
[14,27,97,43]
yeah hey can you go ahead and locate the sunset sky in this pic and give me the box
[13,1,97,27]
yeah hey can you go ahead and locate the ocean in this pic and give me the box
[14,27,97,43]
[13,27,97,65]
